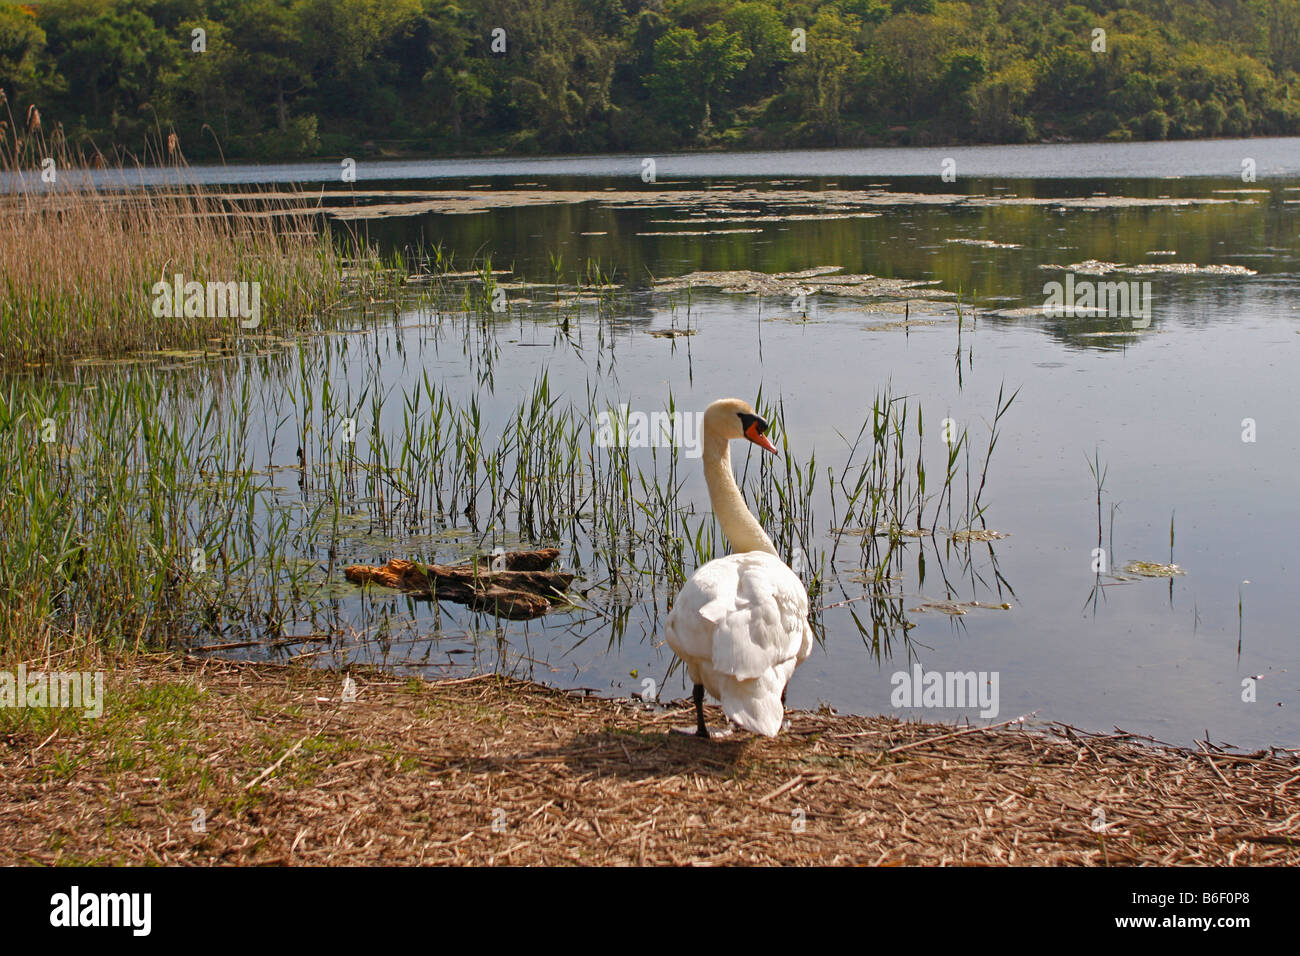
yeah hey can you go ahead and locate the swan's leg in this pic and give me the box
[694,683,710,738]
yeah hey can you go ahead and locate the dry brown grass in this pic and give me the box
[0,95,355,368]
[1,654,1296,865]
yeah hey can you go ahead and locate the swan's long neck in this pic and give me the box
[703,432,777,556]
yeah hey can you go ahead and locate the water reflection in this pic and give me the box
[10,160,1299,746]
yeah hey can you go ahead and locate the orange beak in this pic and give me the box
[745,421,779,455]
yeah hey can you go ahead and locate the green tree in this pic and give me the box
[8,0,1300,160]
[788,10,859,138]
[39,0,177,143]
[723,1,791,95]
[969,60,1037,142]
[868,11,960,120]
[648,23,749,137]
[0,5,53,106]
[475,0,621,151]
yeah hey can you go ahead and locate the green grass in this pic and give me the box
[0,332,1016,659]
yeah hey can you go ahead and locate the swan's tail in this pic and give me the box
[716,665,794,737]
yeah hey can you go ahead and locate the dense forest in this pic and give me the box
[3,0,1300,161]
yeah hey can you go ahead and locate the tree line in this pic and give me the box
[2,0,1299,161]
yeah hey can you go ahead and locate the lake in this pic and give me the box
[28,139,1300,748]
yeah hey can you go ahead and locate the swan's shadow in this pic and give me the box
[456,728,757,781]
[556,730,754,780]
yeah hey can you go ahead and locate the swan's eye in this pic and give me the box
[737,412,765,434]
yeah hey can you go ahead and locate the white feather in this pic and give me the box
[666,551,814,736]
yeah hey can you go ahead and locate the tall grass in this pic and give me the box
[0,93,375,368]
[0,310,1018,669]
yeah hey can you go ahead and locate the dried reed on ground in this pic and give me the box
[2,655,1295,866]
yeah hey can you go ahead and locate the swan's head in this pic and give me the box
[704,398,779,455]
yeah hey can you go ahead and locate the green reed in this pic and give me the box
[0,255,1015,665]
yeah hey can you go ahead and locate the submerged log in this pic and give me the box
[469,548,566,572]
[344,548,574,621]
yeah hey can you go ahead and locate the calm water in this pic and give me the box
[60,141,1300,747]
[14,136,1300,187]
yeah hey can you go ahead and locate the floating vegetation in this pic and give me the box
[1076,331,1154,338]
[1121,263,1257,276]
[909,600,1013,615]
[635,228,763,236]
[988,305,1163,325]
[882,526,930,539]
[655,267,953,299]
[854,301,951,315]
[862,317,946,331]
[1122,561,1186,578]
[648,328,697,338]
[1039,260,1257,276]
[766,313,825,324]
[985,306,1052,317]
[647,212,881,224]
[441,268,513,278]
[987,195,1235,209]
[240,185,1247,223]
[911,601,968,616]
[944,238,1022,249]
[951,528,1006,542]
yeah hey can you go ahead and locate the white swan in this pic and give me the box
[665,398,814,738]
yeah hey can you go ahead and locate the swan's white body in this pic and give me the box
[666,551,814,736]
[664,398,814,737]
